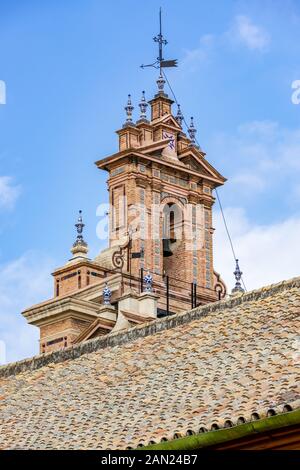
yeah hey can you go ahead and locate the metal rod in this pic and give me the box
[128,236,132,289]
[140,268,144,293]
[87,264,217,295]
[159,7,163,64]
[166,275,169,316]
[121,273,124,295]
[191,283,194,309]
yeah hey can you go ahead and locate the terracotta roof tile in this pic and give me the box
[0,277,300,449]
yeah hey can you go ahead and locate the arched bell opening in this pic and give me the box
[161,202,185,293]
[162,202,183,258]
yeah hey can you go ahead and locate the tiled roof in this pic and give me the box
[0,277,300,449]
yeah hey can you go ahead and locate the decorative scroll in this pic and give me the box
[214,271,227,299]
[112,238,130,271]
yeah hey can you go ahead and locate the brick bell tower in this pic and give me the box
[22,17,227,355]
[95,75,227,302]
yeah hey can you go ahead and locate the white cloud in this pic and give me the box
[209,120,300,201]
[0,176,21,210]
[214,208,300,292]
[0,251,55,364]
[180,15,271,70]
[237,120,278,139]
[231,172,265,192]
[232,15,271,52]
[181,34,215,72]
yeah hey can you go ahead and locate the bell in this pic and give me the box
[163,238,173,257]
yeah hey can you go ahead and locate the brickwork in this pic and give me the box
[53,263,106,297]
[22,87,227,353]
[106,135,221,292]
[40,317,91,354]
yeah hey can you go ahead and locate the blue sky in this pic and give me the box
[1,0,300,363]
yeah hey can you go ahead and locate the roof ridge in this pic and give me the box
[1,275,300,379]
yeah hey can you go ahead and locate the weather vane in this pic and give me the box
[141,8,178,71]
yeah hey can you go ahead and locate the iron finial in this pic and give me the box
[123,94,134,127]
[140,9,178,71]
[153,7,168,64]
[232,259,245,294]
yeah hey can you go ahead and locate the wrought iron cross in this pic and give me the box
[141,8,178,71]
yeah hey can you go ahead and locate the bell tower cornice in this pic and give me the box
[96,148,226,188]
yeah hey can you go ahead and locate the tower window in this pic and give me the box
[162,203,183,257]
